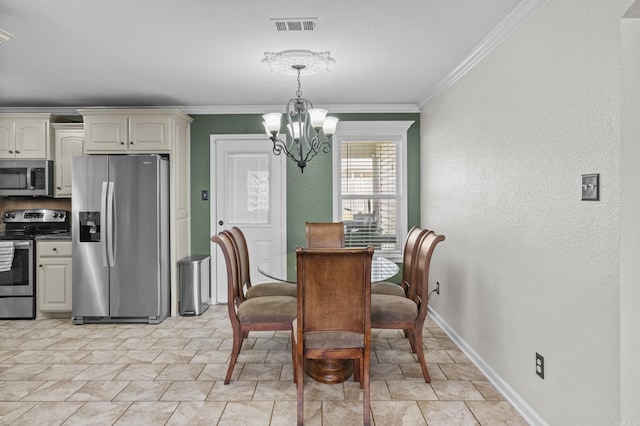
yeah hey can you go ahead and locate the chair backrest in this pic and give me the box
[413,231,445,316]
[305,222,345,248]
[211,232,242,314]
[403,227,429,299]
[296,246,374,334]
[225,227,252,296]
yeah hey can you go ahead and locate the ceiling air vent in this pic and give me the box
[270,18,318,32]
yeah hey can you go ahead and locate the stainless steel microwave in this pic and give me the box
[0,160,54,197]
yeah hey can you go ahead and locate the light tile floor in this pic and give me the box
[0,304,527,425]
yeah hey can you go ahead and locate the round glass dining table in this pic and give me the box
[257,252,399,284]
[256,250,399,384]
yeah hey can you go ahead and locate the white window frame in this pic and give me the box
[332,121,414,261]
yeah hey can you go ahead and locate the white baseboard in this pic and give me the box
[427,306,548,426]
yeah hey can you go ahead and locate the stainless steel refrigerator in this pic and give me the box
[71,154,170,324]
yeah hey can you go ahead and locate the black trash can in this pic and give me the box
[178,255,210,316]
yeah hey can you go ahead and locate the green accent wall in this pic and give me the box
[189,113,421,264]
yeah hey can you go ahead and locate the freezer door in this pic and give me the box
[109,155,167,318]
[72,156,110,318]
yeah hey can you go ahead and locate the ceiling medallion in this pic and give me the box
[262,49,334,75]
[0,29,13,43]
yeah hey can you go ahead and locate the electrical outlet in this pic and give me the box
[536,352,544,379]
[436,281,440,294]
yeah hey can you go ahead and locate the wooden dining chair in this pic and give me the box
[371,226,427,296]
[225,227,297,300]
[293,246,374,425]
[370,230,445,383]
[305,222,345,248]
[211,231,297,384]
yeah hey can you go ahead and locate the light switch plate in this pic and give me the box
[581,174,599,201]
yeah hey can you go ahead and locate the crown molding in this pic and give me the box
[182,104,420,115]
[419,0,551,107]
[0,104,420,116]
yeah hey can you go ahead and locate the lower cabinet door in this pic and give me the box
[38,258,72,311]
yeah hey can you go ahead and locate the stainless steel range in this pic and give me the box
[0,209,70,319]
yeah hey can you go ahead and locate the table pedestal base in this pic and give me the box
[304,358,353,384]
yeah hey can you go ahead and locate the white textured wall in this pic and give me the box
[421,0,630,424]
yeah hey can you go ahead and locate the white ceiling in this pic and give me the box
[0,0,534,114]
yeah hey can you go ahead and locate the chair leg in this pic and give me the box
[406,329,417,353]
[225,327,243,385]
[363,353,371,426]
[413,326,431,383]
[353,358,361,384]
[291,329,296,384]
[296,351,305,425]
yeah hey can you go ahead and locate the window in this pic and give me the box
[333,121,413,261]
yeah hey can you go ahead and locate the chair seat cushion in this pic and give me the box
[305,331,364,349]
[237,296,297,323]
[246,282,297,298]
[371,281,406,297]
[370,294,418,322]
[292,319,364,348]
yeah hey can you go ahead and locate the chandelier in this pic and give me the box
[262,50,339,173]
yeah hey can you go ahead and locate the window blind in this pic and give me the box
[339,141,401,254]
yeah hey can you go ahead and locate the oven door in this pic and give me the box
[0,240,34,297]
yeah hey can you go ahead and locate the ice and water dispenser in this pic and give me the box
[78,212,100,242]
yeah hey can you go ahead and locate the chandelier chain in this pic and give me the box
[296,68,303,98]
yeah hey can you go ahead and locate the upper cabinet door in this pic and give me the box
[53,123,84,197]
[15,119,48,159]
[0,119,15,158]
[128,114,171,152]
[83,116,128,152]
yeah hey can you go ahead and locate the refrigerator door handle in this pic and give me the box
[100,182,109,268]
[106,181,116,267]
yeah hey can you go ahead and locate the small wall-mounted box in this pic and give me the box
[581,174,599,201]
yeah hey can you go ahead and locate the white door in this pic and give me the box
[210,134,286,303]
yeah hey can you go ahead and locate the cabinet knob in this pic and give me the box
[130,141,134,145]
[120,141,125,145]
[53,248,57,251]
[39,264,43,267]
[8,150,13,154]
[15,150,20,153]
[57,187,62,190]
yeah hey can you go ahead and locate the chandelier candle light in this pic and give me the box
[262,50,339,173]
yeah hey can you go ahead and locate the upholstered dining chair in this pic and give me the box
[371,226,427,297]
[293,246,374,426]
[211,231,297,384]
[370,230,445,383]
[225,227,297,300]
[305,222,345,248]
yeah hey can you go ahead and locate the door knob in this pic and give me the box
[218,221,224,226]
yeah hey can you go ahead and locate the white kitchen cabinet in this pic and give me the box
[80,110,174,153]
[52,123,84,198]
[37,240,72,313]
[78,108,192,317]
[0,114,55,159]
